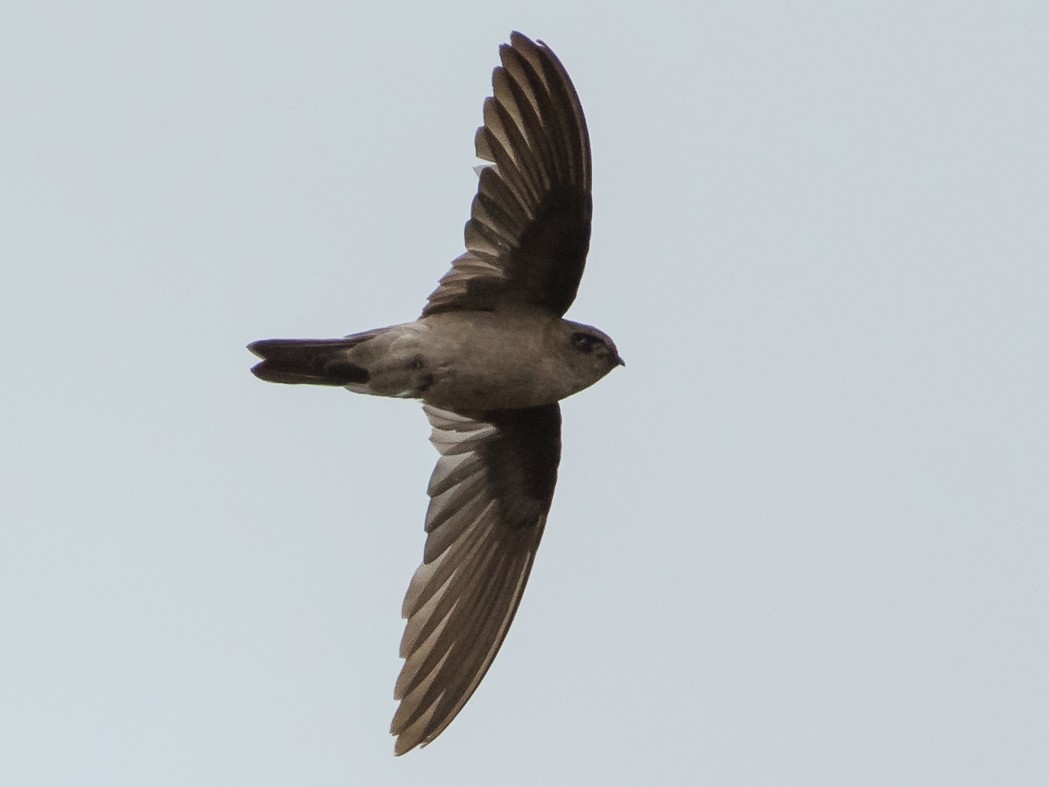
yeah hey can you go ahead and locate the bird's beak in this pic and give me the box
[615,354,626,367]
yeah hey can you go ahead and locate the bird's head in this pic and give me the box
[560,320,624,389]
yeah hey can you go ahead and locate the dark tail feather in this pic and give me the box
[248,338,372,386]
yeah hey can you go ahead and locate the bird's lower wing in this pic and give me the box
[391,403,561,754]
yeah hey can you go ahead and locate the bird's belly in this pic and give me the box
[418,316,568,410]
[415,346,557,410]
[349,311,575,411]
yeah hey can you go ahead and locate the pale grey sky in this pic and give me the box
[3,2,1047,785]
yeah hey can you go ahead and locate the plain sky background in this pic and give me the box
[3,2,1047,784]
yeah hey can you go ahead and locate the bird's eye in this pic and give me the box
[571,332,603,354]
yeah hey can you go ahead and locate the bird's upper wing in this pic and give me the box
[391,403,561,754]
[423,32,592,319]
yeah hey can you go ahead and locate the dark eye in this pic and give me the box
[571,332,603,354]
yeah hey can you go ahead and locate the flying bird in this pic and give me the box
[249,31,621,754]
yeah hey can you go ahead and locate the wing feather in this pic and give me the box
[423,32,592,318]
[391,403,561,754]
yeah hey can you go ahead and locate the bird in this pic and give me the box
[248,31,621,755]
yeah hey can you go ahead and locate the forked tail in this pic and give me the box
[248,336,374,386]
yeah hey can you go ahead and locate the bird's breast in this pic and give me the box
[408,311,576,411]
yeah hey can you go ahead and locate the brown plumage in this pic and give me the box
[249,32,621,754]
